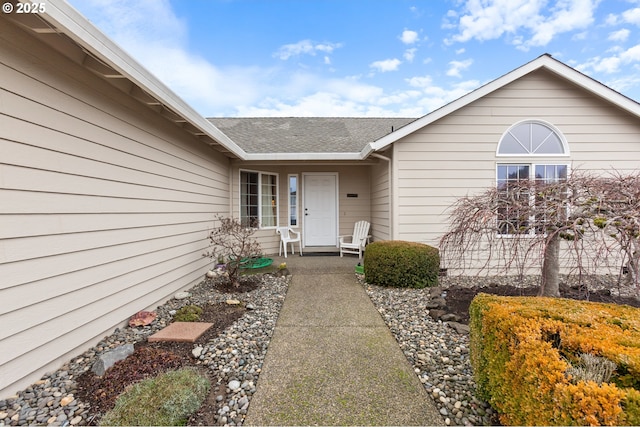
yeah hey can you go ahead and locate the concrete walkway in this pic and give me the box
[244,255,443,426]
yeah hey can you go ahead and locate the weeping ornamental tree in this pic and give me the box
[439,170,640,297]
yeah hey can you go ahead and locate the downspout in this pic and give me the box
[370,153,392,241]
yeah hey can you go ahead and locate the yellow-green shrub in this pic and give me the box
[470,293,640,425]
[174,305,203,322]
[364,240,439,288]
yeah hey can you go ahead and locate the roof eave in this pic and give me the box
[244,152,364,161]
[32,0,247,159]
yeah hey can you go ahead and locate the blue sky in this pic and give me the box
[67,0,640,118]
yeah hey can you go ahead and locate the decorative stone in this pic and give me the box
[206,270,216,278]
[428,309,447,321]
[425,297,447,309]
[60,396,74,407]
[245,303,256,310]
[226,299,241,305]
[440,313,461,322]
[192,346,204,358]
[128,310,157,327]
[228,380,241,391]
[91,344,134,376]
[447,321,470,335]
[174,291,191,300]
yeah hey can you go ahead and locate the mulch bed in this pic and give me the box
[444,283,640,324]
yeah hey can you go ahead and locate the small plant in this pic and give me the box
[173,305,203,322]
[203,215,262,287]
[278,262,287,270]
[566,353,617,385]
[99,368,210,426]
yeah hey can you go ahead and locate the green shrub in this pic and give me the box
[99,367,210,426]
[174,305,203,322]
[363,240,439,288]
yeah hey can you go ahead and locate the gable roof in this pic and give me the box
[209,117,416,158]
[362,54,640,158]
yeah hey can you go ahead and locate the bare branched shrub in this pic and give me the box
[566,353,617,385]
[203,216,262,287]
[440,169,640,297]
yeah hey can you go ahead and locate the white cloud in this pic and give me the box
[578,44,640,74]
[446,0,598,50]
[609,28,630,42]
[406,75,434,88]
[622,7,640,25]
[447,59,474,77]
[370,58,402,72]
[274,40,343,60]
[400,29,419,44]
[404,48,417,62]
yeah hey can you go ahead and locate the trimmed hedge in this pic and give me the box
[470,293,640,426]
[363,240,439,288]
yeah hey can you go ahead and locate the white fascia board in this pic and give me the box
[244,152,363,161]
[43,0,247,159]
[367,54,640,154]
[542,58,640,118]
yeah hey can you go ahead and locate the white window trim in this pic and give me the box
[496,119,570,157]
[239,169,279,229]
[288,174,299,228]
[495,162,570,238]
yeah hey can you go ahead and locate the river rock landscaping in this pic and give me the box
[2,270,639,426]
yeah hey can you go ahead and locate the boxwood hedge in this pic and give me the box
[363,240,439,288]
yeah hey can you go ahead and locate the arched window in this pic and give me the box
[497,120,569,156]
[496,120,569,235]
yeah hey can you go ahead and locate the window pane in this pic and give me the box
[261,173,277,227]
[240,171,259,228]
[289,175,298,226]
[500,133,528,154]
[533,127,564,154]
[497,164,530,235]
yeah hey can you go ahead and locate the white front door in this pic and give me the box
[303,173,338,246]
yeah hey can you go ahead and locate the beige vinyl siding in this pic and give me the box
[230,163,371,252]
[370,151,392,241]
[0,20,230,397]
[393,69,640,272]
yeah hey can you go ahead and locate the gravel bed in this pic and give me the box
[0,273,289,427]
[361,279,497,427]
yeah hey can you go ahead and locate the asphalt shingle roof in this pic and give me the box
[208,117,417,154]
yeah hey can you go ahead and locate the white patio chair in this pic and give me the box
[276,226,302,258]
[339,220,371,259]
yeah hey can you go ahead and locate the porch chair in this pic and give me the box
[276,226,302,258]
[339,220,371,259]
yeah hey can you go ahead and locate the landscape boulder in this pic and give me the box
[91,344,134,376]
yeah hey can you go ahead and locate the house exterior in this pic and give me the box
[2,0,640,397]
